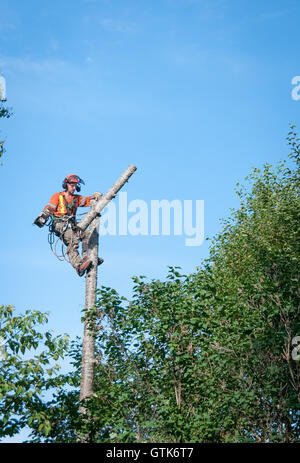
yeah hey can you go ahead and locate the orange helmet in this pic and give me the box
[62,174,85,192]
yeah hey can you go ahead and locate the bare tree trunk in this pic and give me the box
[78,164,137,441]
[78,202,99,442]
[79,204,100,404]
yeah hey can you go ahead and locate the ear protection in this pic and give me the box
[62,175,85,192]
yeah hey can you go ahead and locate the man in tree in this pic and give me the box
[34,174,102,276]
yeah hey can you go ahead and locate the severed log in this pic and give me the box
[77,164,137,232]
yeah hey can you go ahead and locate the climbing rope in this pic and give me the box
[47,216,69,262]
[46,212,88,263]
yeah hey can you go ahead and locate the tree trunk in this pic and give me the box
[79,204,100,404]
[78,203,99,441]
[77,164,137,232]
[78,164,137,441]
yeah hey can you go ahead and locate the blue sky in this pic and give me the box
[1,0,300,441]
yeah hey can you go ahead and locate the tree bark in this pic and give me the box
[79,202,99,405]
[77,164,137,232]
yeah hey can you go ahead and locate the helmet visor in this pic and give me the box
[67,175,85,185]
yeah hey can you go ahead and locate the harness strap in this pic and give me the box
[58,194,66,215]
[57,194,78,217]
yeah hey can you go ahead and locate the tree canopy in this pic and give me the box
[1,128,299,442]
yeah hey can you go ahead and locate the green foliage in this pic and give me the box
[0,305,71,440]
[77,127,299,443]
[87,270,222,442]
[199,126,300,441]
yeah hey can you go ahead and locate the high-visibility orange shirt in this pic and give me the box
[44,191,92,218]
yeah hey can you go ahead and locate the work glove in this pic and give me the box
[91,192,103,201]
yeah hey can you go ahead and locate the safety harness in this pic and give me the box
[48,194,80,261]
[53,194,78,220]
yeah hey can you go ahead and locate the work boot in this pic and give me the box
[82,254,104,266]
[76,256,92,277]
